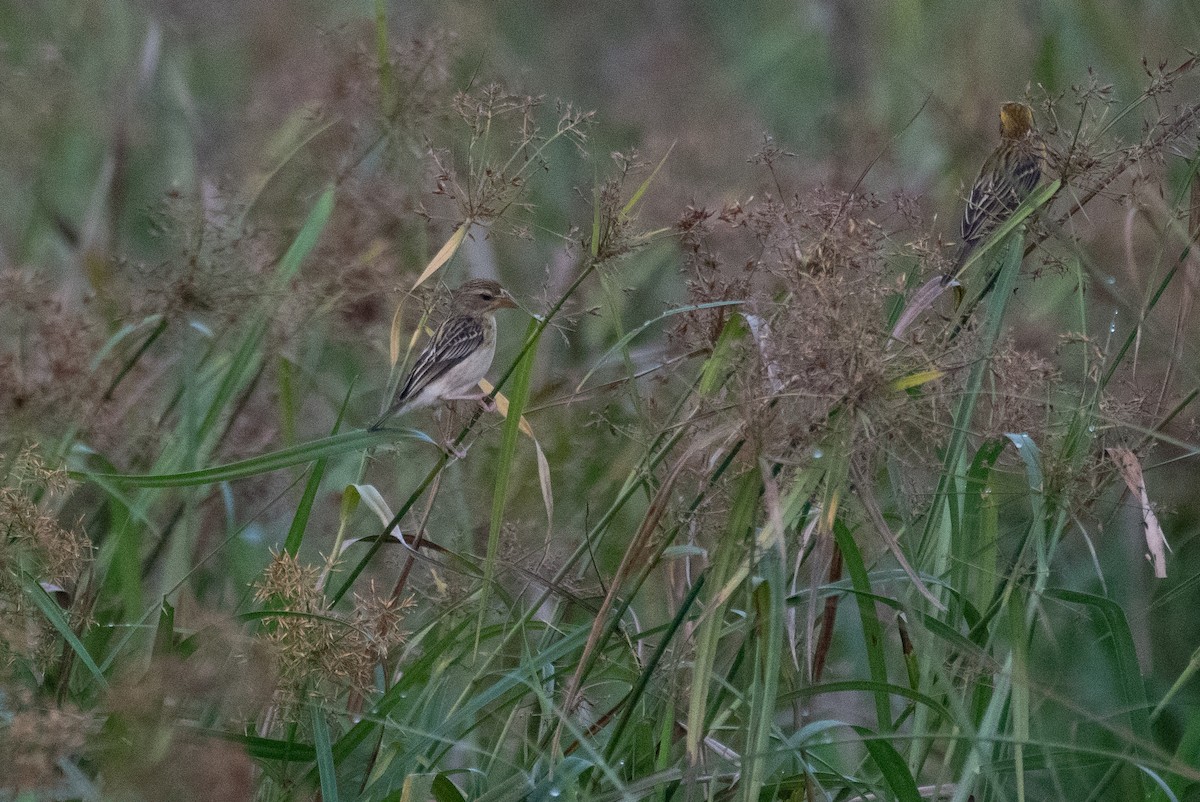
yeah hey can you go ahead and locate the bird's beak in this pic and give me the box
[495,291,518,310]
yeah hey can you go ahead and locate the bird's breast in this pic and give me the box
[450,324,496,393]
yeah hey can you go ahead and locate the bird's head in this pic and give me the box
[999,102,1036,140]
[452,279,518,314]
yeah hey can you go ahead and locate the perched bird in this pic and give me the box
[370,279,518,430]
[943,101,1044,284]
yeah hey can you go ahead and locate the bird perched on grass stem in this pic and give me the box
[370,279,518,431]
[943,101,1044,285]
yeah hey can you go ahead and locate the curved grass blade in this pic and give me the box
[947,178,1060,285]
[1046,588,1152,747]
[90,312,164,370]
[284,382,354,555]
[620,141,675,219]
[411,220,470,290]
[241,119,339,225]
[833,520,892,732]
[21,571,105,686]
[277,185,336,282]
[778,679,951,721]
[73,428,435,488]
[574,300,743,393]
[858,729,922,802]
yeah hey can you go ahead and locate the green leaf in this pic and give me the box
[284,382,354,555]
[859,731,922,802]
[312,706,340,802]
[478,317,540,650]
[1046,588,1152,747]
[21,572,105,686]
[698,313,749,396]
[834,520,892,732]
[431,774,468,802]
[277,185,336,282]
[73,428,434,488]
[917,233,1024,575]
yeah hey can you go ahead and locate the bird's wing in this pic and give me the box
[961,142,1042,249]
[391,315,486,408]
[1009,142,1043,197]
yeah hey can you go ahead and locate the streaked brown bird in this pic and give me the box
[943,101,1044,284]
[370,279,517,430]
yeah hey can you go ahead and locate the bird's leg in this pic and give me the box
[433,407,470,459]
[443,440,470,460]
[443,389,497,413]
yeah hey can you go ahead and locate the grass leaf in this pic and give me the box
[311,705,341,802]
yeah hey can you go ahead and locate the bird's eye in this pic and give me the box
[480,293,494,301]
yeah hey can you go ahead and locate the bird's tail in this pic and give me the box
[368,399,402,432]
[941,242,974,286]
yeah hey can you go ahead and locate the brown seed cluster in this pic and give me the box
[253,551,410,713]
[0,271,106,447]
[0,694,89,792]
[677,186,957,464]
[0,448,90,672]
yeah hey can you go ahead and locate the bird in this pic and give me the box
[943,101,1044,285]
[369,279,518,431]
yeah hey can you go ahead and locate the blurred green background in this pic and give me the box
[3,0,1200,798]
[8,0,1199,267]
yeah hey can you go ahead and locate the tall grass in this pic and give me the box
[2,4,1200,802]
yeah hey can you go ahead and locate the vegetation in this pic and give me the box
[2,2,1200,800]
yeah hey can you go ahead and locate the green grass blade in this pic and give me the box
[917,233,1025,576]
[833,520,892,732]
[961,439,1005,614]
[477,317,539,651]
[743,544,785,802]
[778,679,952,721]
[1046,588,1152,745]
[311,705,341,802]
[195,318,268,444]
[685,467,760,763]
[89,312,164,371]
[21,572,106,686]
[276,185,336,282]
[603,574,707,764]
[574,300,741,392]
[948,178,1060,283]
[698,312,749,396]
[859,730,922,802]
[73,428,433,488]
[431,773,468,802]
[283,381,354,555]
[1009,594,1030,802]
[1006,433,1049,579]
[187,727,317,762]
